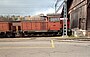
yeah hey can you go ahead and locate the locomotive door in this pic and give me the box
[12,22,21,32]
[41,22,46,30]
[12,26,16,31]
[12,26,21,31]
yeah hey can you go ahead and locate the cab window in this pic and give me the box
[49,18,60,22]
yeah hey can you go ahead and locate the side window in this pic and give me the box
[41,17,46,21]
[49,18,60,22]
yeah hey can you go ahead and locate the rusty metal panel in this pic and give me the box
[87,7,90,30]
[69,0,87,30]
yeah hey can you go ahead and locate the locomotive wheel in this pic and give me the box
[30,34,34,36]
[41,33,45,36]
[6,34,12,38]
[0,32,6,38]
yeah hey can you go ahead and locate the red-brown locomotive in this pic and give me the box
[0,14,72,38]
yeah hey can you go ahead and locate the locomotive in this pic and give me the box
[0,14,72,38]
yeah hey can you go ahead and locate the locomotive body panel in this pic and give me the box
[21,21,48,32]
[48,22,61,30]
[0,22,10,32]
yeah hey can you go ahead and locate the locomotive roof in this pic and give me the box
[0,20,21,22]
[47,14,61,16]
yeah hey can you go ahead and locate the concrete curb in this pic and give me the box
[0,37,41,41]
[0,37,90,41]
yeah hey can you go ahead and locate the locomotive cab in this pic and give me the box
[47,14,62,31]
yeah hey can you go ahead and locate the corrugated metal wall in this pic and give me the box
[69,0,87,30]
[87,0,90,30]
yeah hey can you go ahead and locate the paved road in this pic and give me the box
[0,37,90,57]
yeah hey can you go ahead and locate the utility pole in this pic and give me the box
[55,0,68,37]
[63,0,67,36]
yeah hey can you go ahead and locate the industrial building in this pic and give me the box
[67,0,90,36]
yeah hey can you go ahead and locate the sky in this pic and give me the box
[0,0,63,16]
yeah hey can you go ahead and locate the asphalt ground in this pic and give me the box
[0,37,90,57]
[0,36,90,42]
